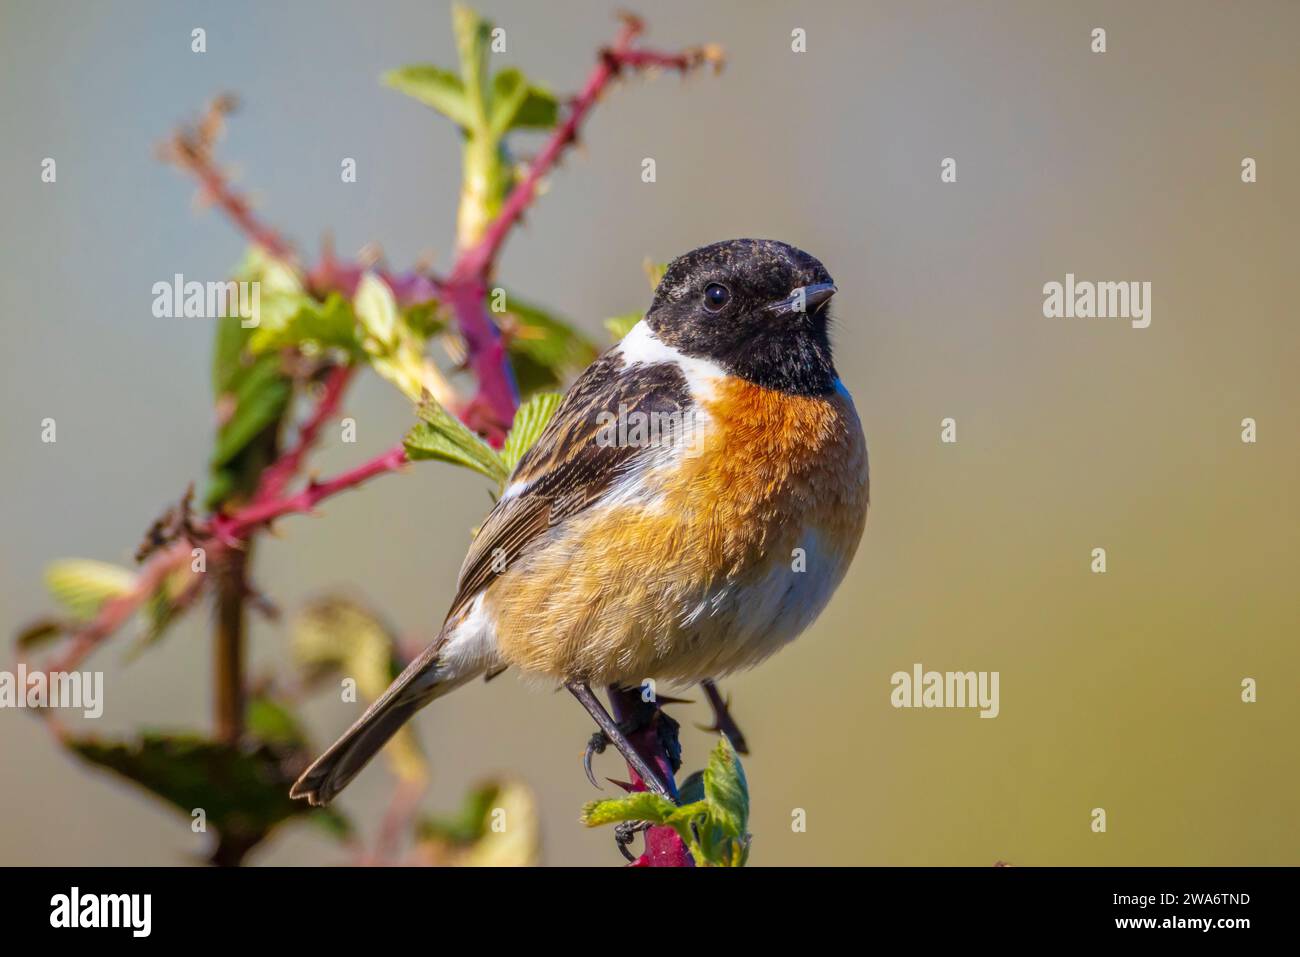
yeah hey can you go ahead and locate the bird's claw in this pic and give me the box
[584,730,610,789]
[614,820,651,863]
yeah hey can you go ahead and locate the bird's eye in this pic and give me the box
[703,283,730,311]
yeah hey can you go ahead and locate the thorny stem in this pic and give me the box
[210,444,409,542]
[446,15,721,441]
[213,546,249,745]
[607,686,694,867]
[254,364,354,504]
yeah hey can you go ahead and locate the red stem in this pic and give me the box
[607,686,694,867]
[444,15,718,442]
[255,364,354,503]
[212,444,408,541]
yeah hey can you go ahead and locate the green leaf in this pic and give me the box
[384,65,475,130]
[209,354,292,469]
[247,292,360,357]
[44,559,136,620]
[354,272,399,350]
[291,597,400,701]
[402,300,445,338]
[66,732,341,850]
[581,790,680,828]
[212,249,305,397]
[419,782,502,845]
[404,397,508,483]
[500,392,562,473]
[417,779,542,866]
[489,68,558,136]
[702,736,749,839]
[126,565,200,660]
[603,313,642,341]
[501,294,599,394]
[511,85,560,130]
[244,696,307,748]
[452,2,492,127]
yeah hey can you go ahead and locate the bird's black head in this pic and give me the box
[644,238,838,396]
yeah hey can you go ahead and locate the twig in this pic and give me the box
[445,14,724,441]
[36,542,194,676]
[254,364,354,504]
[157,95,296,263]
[210,444,409,542]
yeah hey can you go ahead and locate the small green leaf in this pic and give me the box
[500,294,599,394]
[209,354,292,469]
[402,300,445,338]
[44,559,136,620]
[511,85,559,130]
[126,566,200,660]
[291,597,400,701]
[354,272,399,349]
[244,696,306,748]
[452,3,492,126]
[500,392,562,473]
[489,68,558,136]
[248,292,360,357]
[702,736,749,839]
[581,790,679,828]
[603,313,641,341]
[66,732,340,851]
[404,397,508,483]
[417,779,541,866]
[419,782,502,845]
[384,65,476,130]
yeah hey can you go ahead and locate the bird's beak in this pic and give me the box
[766,282,837,317]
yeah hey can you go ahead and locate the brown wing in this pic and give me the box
[444,350,694,622]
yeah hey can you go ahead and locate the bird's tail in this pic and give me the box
[291,635,464,806]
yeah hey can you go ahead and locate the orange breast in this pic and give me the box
[488,377,870,685]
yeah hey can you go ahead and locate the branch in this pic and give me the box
[254,364,354,504]
[445,13,724,440]
[157,95,296,263]
[210,444,409,542]
[32,541,194,675]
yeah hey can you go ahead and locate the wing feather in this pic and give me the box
[444,350,694,622]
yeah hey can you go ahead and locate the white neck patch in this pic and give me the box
[617,320,725,401]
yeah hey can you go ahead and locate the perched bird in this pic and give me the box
[291,238,870,806]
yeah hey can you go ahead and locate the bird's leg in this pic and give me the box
[699,678,750,754]
[566,681,673,798]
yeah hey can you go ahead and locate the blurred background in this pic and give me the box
[1,0,1296,866]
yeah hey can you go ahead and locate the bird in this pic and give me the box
[291,238,870,806]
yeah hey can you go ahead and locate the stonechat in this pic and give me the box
[292,238,870,805]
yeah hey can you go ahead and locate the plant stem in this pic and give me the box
[607,686,694,867]
[214,546,249,745]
